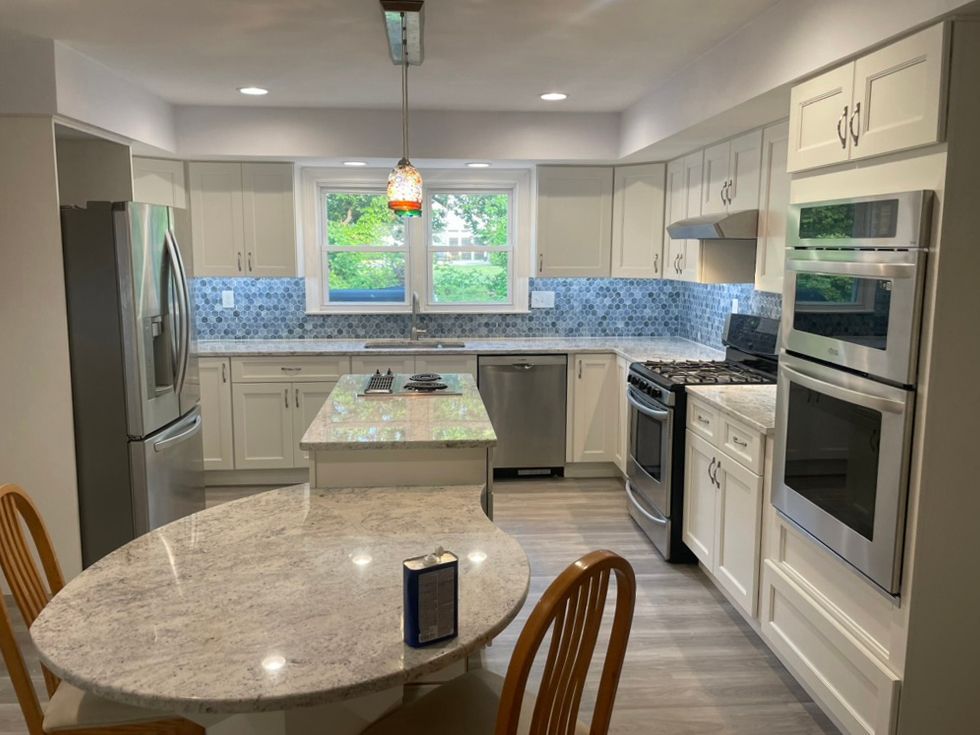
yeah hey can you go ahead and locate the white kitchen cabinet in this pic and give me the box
[702,131,762,216]
[614,356,629,474]
[231,355,350,383]
[610,163,666,279]
[414,354,478,379]
[232,382,295,469]
[663,158,688,283]
[198,358,234,471]
[678,151,704,281]
[567,353,618,463]
[683,431,717,568]
[755,121,791,294]
[701,142,731,217]
[132,157,186,208]
[292,381,336,466]
[788,23,947,172]
[242,162,296,277]
[351,355,417,375]
[536,166,613,278]
[714,450,763,615]
[189,161,296,277]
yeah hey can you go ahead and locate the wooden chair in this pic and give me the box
[364,549,637,735]
[0,483,204,735]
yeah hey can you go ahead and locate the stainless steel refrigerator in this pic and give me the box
[61,201,205,567]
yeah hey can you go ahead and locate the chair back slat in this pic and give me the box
[496,550,636,735]
[0,484,67,733]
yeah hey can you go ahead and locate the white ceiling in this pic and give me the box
[0,0,779,111]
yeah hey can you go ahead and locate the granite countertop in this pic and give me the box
[195,336,724,364]
[686,384,778,435]
[300,373,496,451]
[31,484,529,715]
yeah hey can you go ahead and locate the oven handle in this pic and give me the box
[627,389,670,420]
[782,364,907,414]
[786,257,917,280]
[625,482,668,525]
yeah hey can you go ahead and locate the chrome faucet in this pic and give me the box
[410,291,427,341]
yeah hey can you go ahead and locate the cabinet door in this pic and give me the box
[662,158,688,281]
[568,354,617,463]
[787,64,854,173]
[851,23,947,161]
[727,129,763,213]
[679,151,704,281]
[755,121,791,294]
[683,431,717,568]
[292,381,336,466]
[614,356,629,474]
[133,157,186,209]
[701,142,730,217]
[232,383,294,469]
[189,162,246,276]
[611,163,666,278]
[242,162,296,277]
[715,453,764,617]
[198,358,234,471]
[350,355,417,375]
[537,166,613,278]
[414,355,478,379]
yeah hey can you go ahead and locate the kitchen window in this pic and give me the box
[301,168,531,314]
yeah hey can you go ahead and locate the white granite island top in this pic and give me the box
[301,373,497,451]
[30,484,529,715]
[686,384,778,434]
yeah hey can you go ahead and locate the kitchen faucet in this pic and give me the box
[410,291,427,341]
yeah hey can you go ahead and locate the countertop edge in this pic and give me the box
[685,385,778,436]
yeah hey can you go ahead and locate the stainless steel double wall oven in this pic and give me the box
[773,190,933,595]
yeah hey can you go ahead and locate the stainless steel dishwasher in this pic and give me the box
[478,355,567,474]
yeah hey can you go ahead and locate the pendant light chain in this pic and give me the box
[401,12,409,160]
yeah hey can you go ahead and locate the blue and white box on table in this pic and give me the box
[403,546,459,648]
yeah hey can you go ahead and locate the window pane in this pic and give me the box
[430,193,509,247]
[432,251,509,304]
[324,192,405,247]
[328,252,406,303]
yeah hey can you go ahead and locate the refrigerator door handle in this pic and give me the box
[153,414,202,453]
[165,229,190,398]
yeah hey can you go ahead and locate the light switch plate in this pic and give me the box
[221,290,235,308]
[531,290,555,309]
[731,298,739,314]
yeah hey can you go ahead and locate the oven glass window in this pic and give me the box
[631,399,664,482]
[784,382,881,540]
[793,274,893,350]
[798,199,899,240]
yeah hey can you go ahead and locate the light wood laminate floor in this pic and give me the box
[0,477,838,734]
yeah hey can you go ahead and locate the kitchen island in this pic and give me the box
[301,373,497,510]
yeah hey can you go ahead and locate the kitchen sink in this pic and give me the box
[364,339,467,349]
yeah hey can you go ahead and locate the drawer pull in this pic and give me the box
[696,415,710,425]
[281,367,303,373]
[732,436,748,448]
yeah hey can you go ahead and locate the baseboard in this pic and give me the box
[205,468,310,487]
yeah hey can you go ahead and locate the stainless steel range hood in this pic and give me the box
[667,210,759,240]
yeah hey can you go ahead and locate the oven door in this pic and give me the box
[626,386,672,517]
[773,354,914,594]
[783,248,926,385]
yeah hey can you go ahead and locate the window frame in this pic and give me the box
[301,167,531,315]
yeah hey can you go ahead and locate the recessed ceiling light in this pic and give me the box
[237,86,269,96]
[540,92,568,101]
[343,161,368,167]
[466,162,491,168]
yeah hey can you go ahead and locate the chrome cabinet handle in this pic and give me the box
[732,435,748,448]
[295,388,300,408]
[284,389,289,409]
[696,414,709,425]
[727,178,735,205]
[713,460,722,487]
[247,252,253,272]
[849,101,861,146]
[221,362,227,383]
[708,457,716,483]
[837,105,849,149]
[281,366,302,373]
[653,253,659,273]
[578,360,583,379]
[538,253,543,273]
[237,252,243,272]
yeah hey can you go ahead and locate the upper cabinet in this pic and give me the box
[702,131,762,216]
[788,23,948,173]
[188,161,296,277]
[132,157,187,209]
[755,121,791,294]
[611,163,666,278]
[536,166,613,278]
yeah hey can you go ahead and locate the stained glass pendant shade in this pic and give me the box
[388,10,423,217]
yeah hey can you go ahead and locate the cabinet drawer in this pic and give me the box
[720,415,764,474]
[686,399,719,443]
[231,356,351,383]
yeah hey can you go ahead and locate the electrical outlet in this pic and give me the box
[530,290,555,308]
[221,290,235,308]
[731,297,739,314]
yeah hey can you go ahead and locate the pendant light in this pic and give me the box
[386,7,423,217]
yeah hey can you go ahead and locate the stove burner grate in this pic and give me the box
[403,381,448,392]
[409,373,442,383]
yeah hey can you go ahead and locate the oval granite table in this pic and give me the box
[31,484,530,734]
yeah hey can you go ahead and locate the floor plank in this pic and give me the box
[0,477,839,733]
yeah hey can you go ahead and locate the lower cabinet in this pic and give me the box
[568,353,618,463]
[614,356,629,473]
[293,382,337,465]
[199,358,234,470]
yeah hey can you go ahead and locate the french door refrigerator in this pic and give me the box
[62,201,205,567]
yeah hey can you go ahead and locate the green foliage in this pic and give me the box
[325,193,404,247]
[796,274,857,303]
[431,193,509,246]
[433,256,509,304]
[328,252,405,291]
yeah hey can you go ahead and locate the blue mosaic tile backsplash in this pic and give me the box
[192,277,782,349]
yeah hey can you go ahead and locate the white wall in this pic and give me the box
[0,117,83,578]
[174,106,620,162]
[0,29,56,114]
[620,0,977,159]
